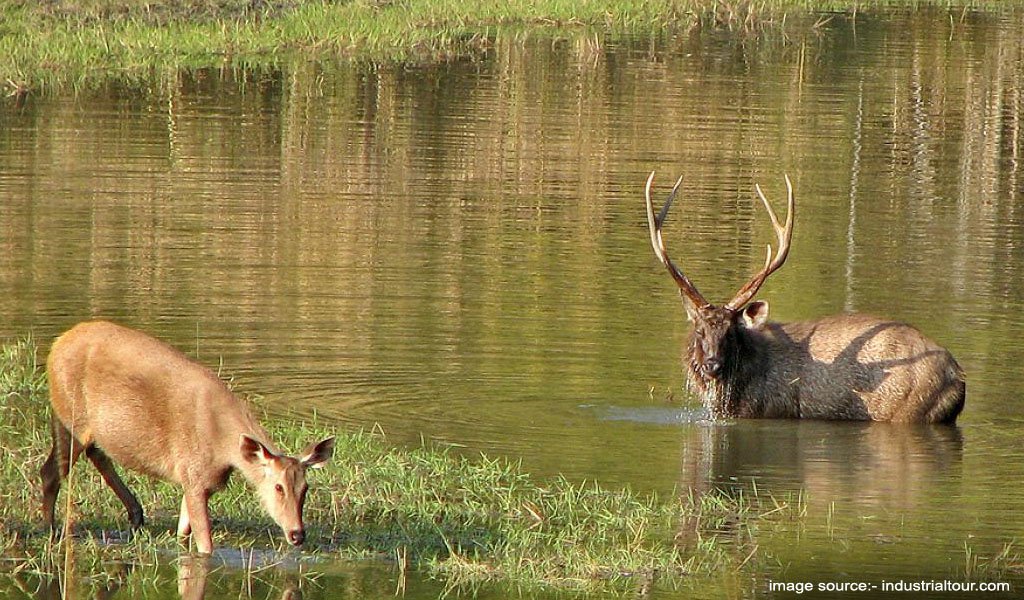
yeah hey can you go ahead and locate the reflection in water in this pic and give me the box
[9,563,130,600]
[680,421,963,503]
[178,556,301,600]
[678,420,968,579]
[7,555,308,600]
[177,556,210,600]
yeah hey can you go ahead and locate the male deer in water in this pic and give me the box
[41,320,335,554]
[644,172,965,423]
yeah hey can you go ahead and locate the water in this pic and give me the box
[2,7,1024,598]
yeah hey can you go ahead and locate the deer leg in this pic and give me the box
[84,445,144,530]
[177,495,192,541]
[40,418,84,534]
[40,442,63,531]
[183,489,213,555]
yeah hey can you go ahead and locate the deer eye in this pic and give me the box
[275,483,285,495]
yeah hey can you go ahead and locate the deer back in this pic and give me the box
[46,320,260,486]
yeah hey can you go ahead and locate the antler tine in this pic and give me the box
[658,175,682,228]
[754,174,794,272]
[645,171,710,310]
[725,175,795,311]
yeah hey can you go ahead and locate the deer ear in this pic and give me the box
[300,437,335,469]
[240,435,276,466]
[741,301,769,330]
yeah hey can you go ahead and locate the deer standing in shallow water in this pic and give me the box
[41,320,335,554]
[644,172,965,423]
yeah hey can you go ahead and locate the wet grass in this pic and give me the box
[0,336,800,593]
[2,0,1022,95]
[964,540,1024,581]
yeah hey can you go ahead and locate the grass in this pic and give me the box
[964,540,1024,581]
[0,336,800,593]
[2,0,1023,95]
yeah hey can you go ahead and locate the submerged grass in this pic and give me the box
[0,336,798,592]
[2,0,1022,95]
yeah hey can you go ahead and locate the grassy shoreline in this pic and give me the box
[4,341,1023,594]
[0,336,796,593]
[2,0,1021,95]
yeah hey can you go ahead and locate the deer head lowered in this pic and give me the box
[644,172,965,423]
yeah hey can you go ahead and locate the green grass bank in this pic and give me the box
[2,0,1021,95]
[0,336,799,593]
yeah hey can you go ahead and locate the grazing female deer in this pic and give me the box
[41,320,335,554]
[644,172,965,423]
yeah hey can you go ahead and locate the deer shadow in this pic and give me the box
[754,318,963,421]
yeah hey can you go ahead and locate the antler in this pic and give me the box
[724,175,795,311]
[645,172,711,310]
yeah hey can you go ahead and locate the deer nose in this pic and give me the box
[287,529,305,546]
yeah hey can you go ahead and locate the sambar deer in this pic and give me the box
[644,172,965,423]
[41,320,335,554]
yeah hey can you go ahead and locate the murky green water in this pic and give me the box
[3,7,1024,599]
